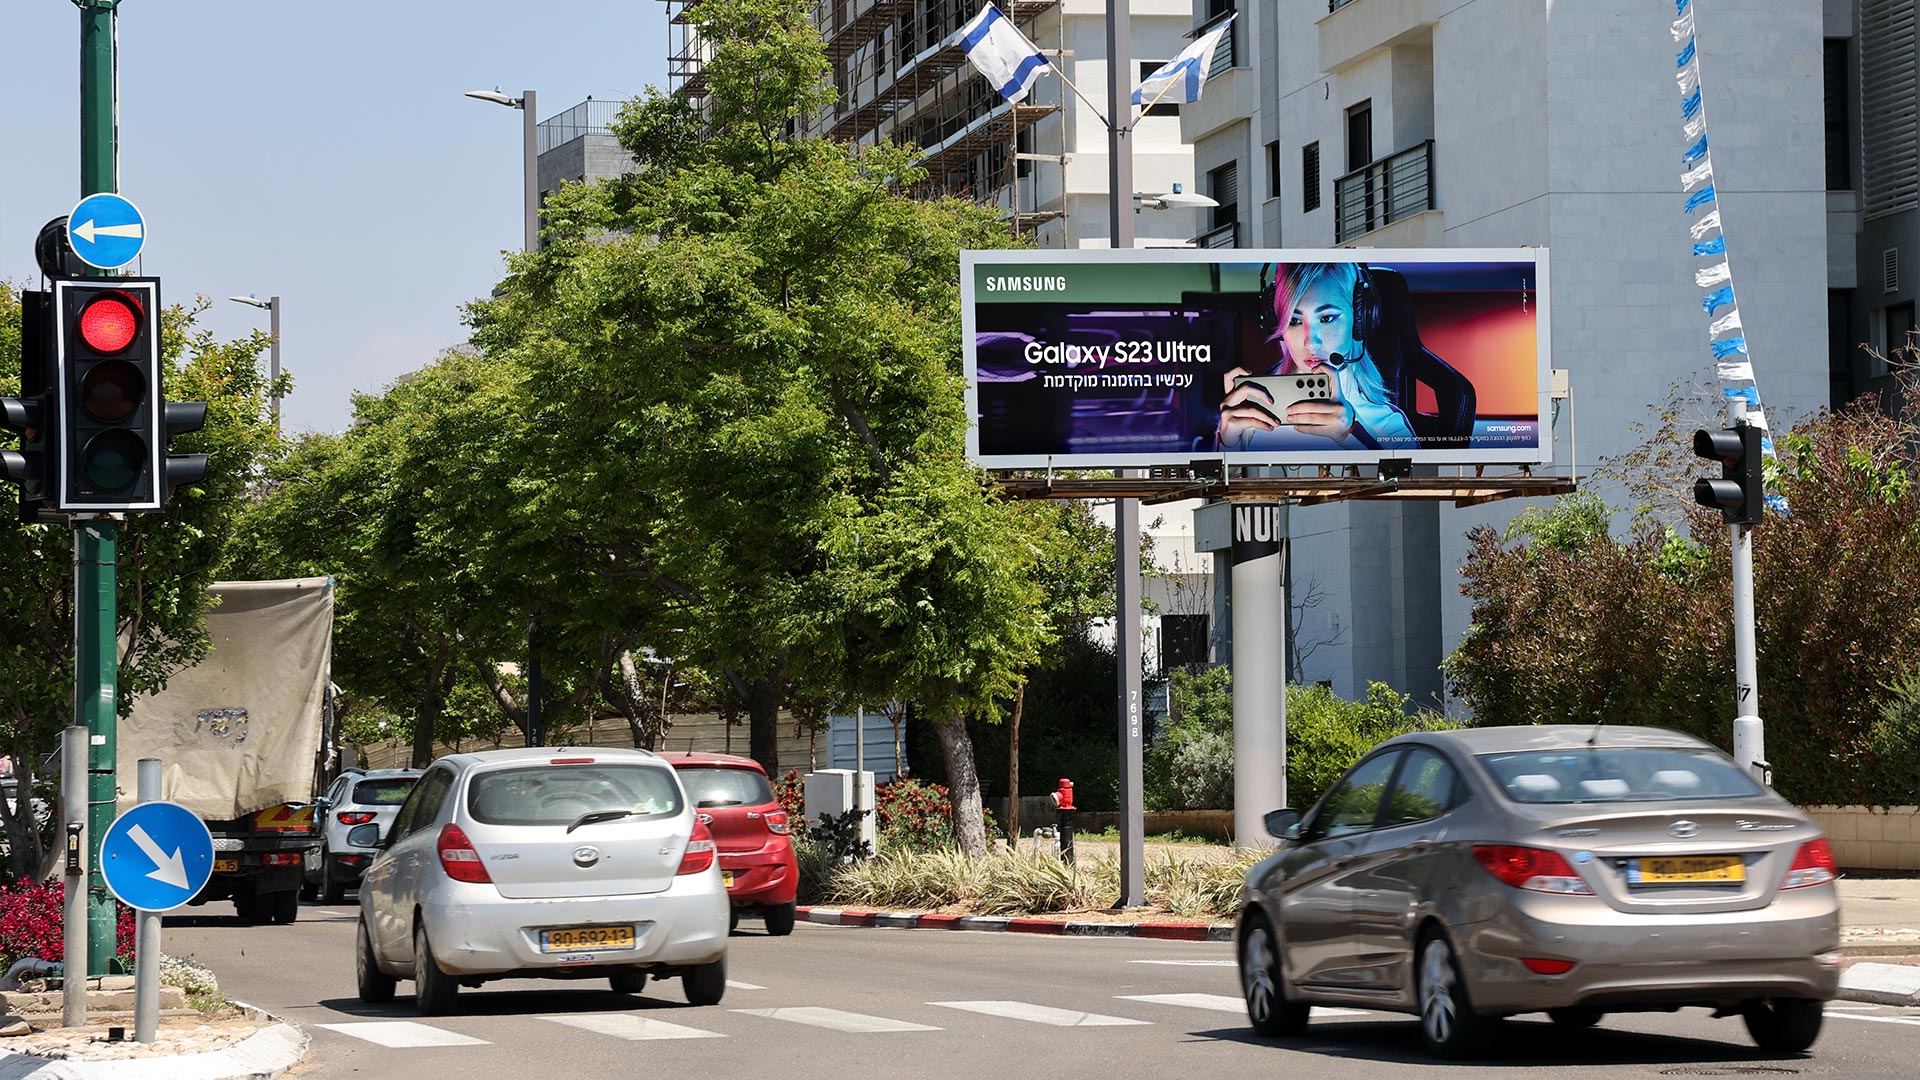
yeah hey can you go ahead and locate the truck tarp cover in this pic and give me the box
[120,578,332,817]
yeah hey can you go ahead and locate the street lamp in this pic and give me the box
[464,87,539,254]
[226,293,280,421]
[1135,184,1220,212]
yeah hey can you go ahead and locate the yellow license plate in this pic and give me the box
[1633,855,1745,884]
[722,871,734,888]
[540,925,635,953]
[214,859,238,873]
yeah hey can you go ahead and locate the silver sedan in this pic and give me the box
[354,747,730,1014]
[1236,726,1841,1058]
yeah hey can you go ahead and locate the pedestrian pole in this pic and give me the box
[1727,398,1766,783]
[61,726,89,1029]
[134,758,161,1043]
[77,0,123,978]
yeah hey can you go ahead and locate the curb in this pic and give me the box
[0,1001,309,1080]
[1838,962,1920,1007]
[797,906,1234,942]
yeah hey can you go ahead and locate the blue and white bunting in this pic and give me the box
[1670,0,1786,512]
[960,5,1049,105]
[1132,15,1236,107]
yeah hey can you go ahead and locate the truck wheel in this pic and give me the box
[234,889,259,925]
[271,888,299,925]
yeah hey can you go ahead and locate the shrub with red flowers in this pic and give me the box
[773,770,805,825]
[0,878,137,971]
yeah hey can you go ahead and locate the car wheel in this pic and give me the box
[300,877,319,902]
[321,855,346,905]
[1742,997,1823,1053]
[1416,930,1493,1060]
[357,919,396,1004]
[1238,914,1310,1037]
[728,908,740,934]
[1547,1008,1602,1028]
[271,888,299,925]
[764,902,796,937]
[413,924,459,1015]
[683,955,727,1007]
[610,971,647,995]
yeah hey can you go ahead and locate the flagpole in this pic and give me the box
[1045,66,1111,130]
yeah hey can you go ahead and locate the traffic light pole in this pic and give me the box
[78,0,123,978]
[1727,399,1765,784]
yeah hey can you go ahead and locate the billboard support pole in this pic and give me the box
[1231,504,1287,848]
[1106,0,1145,910]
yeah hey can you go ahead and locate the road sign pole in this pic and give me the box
[61,725,89,1029]
[77,0,122,979]
[134,759,161,1042]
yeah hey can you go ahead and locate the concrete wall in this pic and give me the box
[1805,806,1920,871]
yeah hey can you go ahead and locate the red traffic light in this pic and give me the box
[77,291,142,353]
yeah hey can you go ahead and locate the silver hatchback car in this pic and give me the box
[1237,726,1841,1059]
[353,747,730,1014]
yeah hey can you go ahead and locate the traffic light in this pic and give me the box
[2,290,60,523]
[50,278,205,512]
[1692,420,1765,526]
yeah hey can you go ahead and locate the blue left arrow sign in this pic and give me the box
[100,802,215,912]
[66,193,147,270]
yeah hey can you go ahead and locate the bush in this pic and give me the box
[0,878,137,970]
[1866,671,1920,805]
[816,847,1261,919]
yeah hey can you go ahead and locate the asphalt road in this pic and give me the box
[164,899,1920,1080]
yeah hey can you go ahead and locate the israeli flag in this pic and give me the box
[1133,15,1236,106]
[960,5,1048,105]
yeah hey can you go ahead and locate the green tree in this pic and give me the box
[1,287,281,877]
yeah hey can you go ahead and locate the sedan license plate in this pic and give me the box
[1628,855,1745,885]
[722,870,735,888]
[213,859,238,873]
[540,925,635,953]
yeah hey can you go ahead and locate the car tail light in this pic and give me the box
[678,821,716,875]
[765,810,790,836]
[1472,845,1595,895]
[550,757,594,765]
[436,823,492,884]
[1521,957,1577,975]
[337,811,375,826]
[1780,838,1837,889]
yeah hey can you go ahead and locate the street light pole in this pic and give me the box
[464,88,539,253]
[227,295,281,421]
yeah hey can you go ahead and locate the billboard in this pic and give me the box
[962,249,1551,468]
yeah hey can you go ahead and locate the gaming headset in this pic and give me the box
[1257,262,1380,367]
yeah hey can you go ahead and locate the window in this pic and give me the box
[1160,614,1210,669]
[1266,141,1280,201]
[1138,62,1180,117]
[1825,39,1852,191]
[1304,751,1402,841]
[1477,748,1762,804]
[1862,0,1919,218]
[1208,161,1239,232]
[466,763,685,825]
[1380,748,1459,828]
[1302,143,1321,213]
[1883,301,1916,376]
[677,766,776,809]
[1016,127,1034,179]
[351,777,419,807]
[1346,100,1373,173]
[392,768,453,841]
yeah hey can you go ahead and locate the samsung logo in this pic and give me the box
[984,275,1067,293]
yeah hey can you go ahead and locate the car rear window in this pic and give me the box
[351,778,417,806]
[1478,747,1763,804]
[466,764,684,825]
[676,766,775,809]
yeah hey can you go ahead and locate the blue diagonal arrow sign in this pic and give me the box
[101,801,214,912]
[66,192,147,270]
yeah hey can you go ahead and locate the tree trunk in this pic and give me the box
[410,642,452,768]
[931,712,988,858]
[747,677,781,776]
[1007,681,1025,845]
[608,648,661,750]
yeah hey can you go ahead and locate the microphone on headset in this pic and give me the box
[1326,352,1352,369]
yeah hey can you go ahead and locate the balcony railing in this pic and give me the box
[1334,141,1435,243]
[1194,221,1239,249]
[1329,0,1359,11]
[537,99,625,154]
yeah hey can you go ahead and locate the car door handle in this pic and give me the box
[1408,838,1434,850]
[1333,855,1358,868]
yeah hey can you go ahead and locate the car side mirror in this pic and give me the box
[1263,808,1301,840]
[346,823,385,849]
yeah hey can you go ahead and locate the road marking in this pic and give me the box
[1827,1012,1920,1027]
[726,980,767,990]
[537,1014,724,1040]
[1127,959,1235,966]
[929,1000,1150,1027]
[315,910,352,917]
[733,1007,940,1033]
[1117,993,1370,1018]
[315,1021,488,1047]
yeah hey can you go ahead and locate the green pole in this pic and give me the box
[77,0,122,978]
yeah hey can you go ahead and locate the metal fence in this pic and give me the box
[1194,221,1240,249]
[537,99,625,155]
[1334,140,1435,243]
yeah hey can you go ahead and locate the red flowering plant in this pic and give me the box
[874,779,957,852]
[773,770,806,831]
[0,878,137,972]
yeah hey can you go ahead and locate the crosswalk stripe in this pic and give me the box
[1127,959,1235,967]
[733,1007,941,1033]
[315,1021,489,1047]
[929,1001,1150,1027]
[537,1014,725,1040]
[1828,1012,1920,1027]
[1116,993,1372,1018]
[726,980,767,990]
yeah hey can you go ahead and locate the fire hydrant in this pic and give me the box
[1048,778,1076,864]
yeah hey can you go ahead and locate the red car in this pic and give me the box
[660,752,798,935]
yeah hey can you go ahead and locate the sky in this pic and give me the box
[1,1,671,434]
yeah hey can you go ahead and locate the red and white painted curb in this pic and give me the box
[796,906,1234,942]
